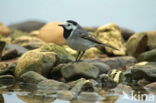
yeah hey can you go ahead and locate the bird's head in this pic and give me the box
[59,20,78,31]
[58,20,79,39]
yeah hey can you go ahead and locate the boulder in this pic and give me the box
[61,62,99,80]
[96,24,126,55]
[19,71,46,84]
[86,56,136,69]
[0,23,11,36]
[126,32,148,57]
[39,43,75,63]
[124,62,156,83]
[86,60,110,74]
[137,49,156,62]
[9,20,45,32]
[38,22,65,45]
[15,50,56,77]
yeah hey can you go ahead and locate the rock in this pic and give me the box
[38,22,65,45]
[17,94,54,103]
[12,36,45,49]
[56,90,74,100]
[19,71,46,84]
[61,62,99,80]
[1,44,28,60]
[39,43,75,63]
[69,78,98,97]
[37,79,69,92]
[119,27,135,40]
[147,31,156,49]
[96,24,126,55]
[126,32,148,57]
[86,56,136,69]
[0,41,6,59]
[0,61,16,75]
[9,20,45,32]
[10,29,31,39]
[77,92,104,102]
[98,74,117,89]
[145,82,156,90]
[0,75,15,85]
[83,47,105,59]
[137,49,156,62]
[87,61,110,74]
[15,50,56,77]
[0,23,11,36]
[124,62,156,83]
[64,45,77,57]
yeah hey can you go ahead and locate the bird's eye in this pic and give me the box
[67,24,70,26]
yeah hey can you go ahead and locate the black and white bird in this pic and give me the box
[59,20,118,61]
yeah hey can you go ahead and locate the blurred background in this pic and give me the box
[0,0,156,32]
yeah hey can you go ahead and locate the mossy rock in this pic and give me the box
[15,50,56,77]
[39,43,75,63]
[137,49,156,62]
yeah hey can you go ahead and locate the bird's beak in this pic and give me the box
[58,24,64,27]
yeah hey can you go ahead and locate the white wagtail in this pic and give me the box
[59,20,119,61]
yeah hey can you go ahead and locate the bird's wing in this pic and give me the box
[80,33,103,44]
[80,33,119,50]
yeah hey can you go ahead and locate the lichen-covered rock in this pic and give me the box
[126,32,148,57]
[96,24,126,55]
[137,49,156,62]
[12,36,45,49]
[0,23,11,36]
[39,43,75,63]
[15,50,56,77]
[38,22,65,45]
[83,47,104,59]
[61,62,99,80]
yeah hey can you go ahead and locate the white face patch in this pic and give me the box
[64,22,77,31]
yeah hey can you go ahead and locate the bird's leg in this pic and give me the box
[77,51,85,61]
[76,51,81,61]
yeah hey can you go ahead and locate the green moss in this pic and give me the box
[40,43,75,63]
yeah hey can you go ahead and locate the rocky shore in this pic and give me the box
[0,20,156,102]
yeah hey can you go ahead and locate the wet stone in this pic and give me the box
[124,62,156,83]
[0,75,15,86]
[61,62,99,81]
